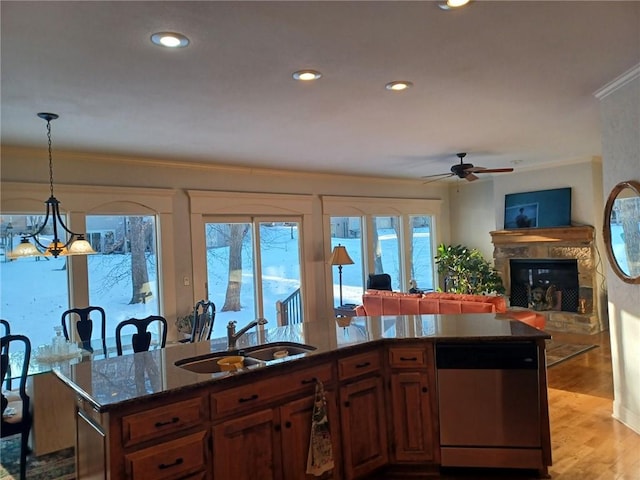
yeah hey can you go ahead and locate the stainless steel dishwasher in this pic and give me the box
[436,341,543,469]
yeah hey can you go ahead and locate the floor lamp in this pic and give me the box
[330,244,354,306]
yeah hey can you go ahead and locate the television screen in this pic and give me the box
[504,187,571,229]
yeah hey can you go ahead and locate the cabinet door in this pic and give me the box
[213,408,281,480]
[280,390,341,480]
[390,371,436,463]
[339,376,388,480]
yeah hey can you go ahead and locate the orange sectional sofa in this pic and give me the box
[354,290,545,329]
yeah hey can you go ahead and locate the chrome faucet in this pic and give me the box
[227,318,268,350]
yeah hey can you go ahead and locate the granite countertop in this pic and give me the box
[52,313,550,412]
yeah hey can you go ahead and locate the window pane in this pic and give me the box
[409,215,434,292]
[205,222,256,339]
[330,217,362,306]
[373,216,401,290]
[258,222,303,325]
[87,215,160,341]
[0,214,70,348]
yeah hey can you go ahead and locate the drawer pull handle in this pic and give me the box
[159,458,183,470]
[301,377,317,385]
[400,356,417,361]
[285,421,292,428]
[355,362,371,368]
[422,387,428,393]
[155,417,179,428]
[239,394,259,403]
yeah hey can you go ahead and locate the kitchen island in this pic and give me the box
[52,313,552,480]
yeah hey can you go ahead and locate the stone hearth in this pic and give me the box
[491,226,605,334]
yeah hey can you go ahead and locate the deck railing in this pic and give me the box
[276,288,303,326]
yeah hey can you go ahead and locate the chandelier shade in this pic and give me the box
[8,113,96,259]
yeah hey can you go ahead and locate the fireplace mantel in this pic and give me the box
[490,226,594,246]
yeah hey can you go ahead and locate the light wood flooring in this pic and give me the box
[373,330,640,480]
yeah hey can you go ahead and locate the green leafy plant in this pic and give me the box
[434,243,505,295]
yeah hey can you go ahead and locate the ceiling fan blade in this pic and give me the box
[422,173,454,184]
[464,166,514,174]
[420,172,453,179]
[464,173,479,182]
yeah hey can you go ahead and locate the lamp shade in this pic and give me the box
[67,237,97,255]
[329,244,354,266]
[7,238,42,259]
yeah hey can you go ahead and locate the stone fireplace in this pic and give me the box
[491,226,605,334]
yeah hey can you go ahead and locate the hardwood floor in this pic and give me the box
[370,330,640,479]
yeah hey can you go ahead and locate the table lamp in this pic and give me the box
[329,244,354,306]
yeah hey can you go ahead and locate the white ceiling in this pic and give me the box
[1,1,639,180]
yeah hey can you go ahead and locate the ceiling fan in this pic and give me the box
[422,152,514,183]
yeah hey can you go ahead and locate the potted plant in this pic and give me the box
[435,243,505,295]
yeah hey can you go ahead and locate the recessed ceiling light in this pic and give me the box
[292,70,322,81]
[151,32,190,48]
[437,0,472,10]
[385,81,413,91]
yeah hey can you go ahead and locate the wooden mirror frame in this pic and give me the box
[603,180,640,284]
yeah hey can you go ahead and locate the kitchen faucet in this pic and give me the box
[227,318,268,350]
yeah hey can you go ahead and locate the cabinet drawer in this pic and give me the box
[213,363,333,417]
[388,346,427,368]
[338,350,381,381]
[124,430,208,480]
[122,397,207,448]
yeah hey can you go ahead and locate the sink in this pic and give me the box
[174,342,317,373]
[175,353,264,374]
[242,342,317,361]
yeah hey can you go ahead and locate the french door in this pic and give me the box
[203,217,303,340]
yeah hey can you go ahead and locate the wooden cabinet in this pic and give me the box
[280,390,341,480]
[212,362,339,480]
[338,350,388,480]
[76,391,210,480]
[213,408,281,480]
[387,345,438,465]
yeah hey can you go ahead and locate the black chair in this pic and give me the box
[367,273,392,291]
[61,306,107,356]
[1,334,32,480]
[189,300,216,343]
[1,319,11,390]
[115,315,167,356]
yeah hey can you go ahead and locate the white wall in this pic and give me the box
[597,66,640,434]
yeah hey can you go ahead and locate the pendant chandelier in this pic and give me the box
[9,113,96,259]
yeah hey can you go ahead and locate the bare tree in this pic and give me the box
[129,217,151,304]
[222,224,250,311]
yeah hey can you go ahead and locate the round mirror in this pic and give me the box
[603,180,640,284]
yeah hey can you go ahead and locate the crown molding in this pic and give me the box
[594,63,640,100]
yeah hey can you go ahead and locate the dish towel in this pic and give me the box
[306,379,334,476]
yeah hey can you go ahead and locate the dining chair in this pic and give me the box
[61,306,107,356]
[1,319,11,390]
[190,300,216,343]
[1,334,33,480]
[115,315,167,356]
